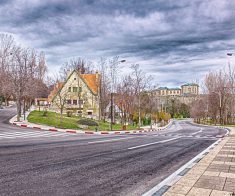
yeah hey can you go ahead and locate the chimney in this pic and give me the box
[78,68,82,75]
[95,70,99,82]
[67,69,72,78]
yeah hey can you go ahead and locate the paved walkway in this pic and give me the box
[164,127,235,196]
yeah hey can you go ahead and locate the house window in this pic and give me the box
[87,111,92,115]
[73,87,78,92]
[78,100,83,105]
[73,100,77,105]
[67,99,71,104]
[79,87,82,92]
[68,87,71,92]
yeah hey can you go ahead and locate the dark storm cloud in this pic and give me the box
[0,0,235,86]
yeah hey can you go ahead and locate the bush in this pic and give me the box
[67,111,73,117]
[77,119,98,126]
[42,110,48,117]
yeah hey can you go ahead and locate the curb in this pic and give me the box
[190,121,230,137]
[142,138,223,196]
[9,115,172,136]
[142,125,231,196]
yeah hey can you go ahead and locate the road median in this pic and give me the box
[9,111,172,136]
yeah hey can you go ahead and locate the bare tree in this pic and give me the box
[60,57,94,80]
[0,33,48,121]
[50,77,68,127]
[130,64,148,128]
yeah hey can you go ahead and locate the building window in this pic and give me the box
[73,87,78,92]
[67,99,71,104]
[87,111,92,115]
[73,100,77,105]
[79,87,82,92]
[78,100,83,105]
[68,87,71,92]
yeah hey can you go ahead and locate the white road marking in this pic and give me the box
[142,139,221,196]
[128,137,181,150]
[191,128,203,135]
[88,137,135,144]
[0,131,72,139]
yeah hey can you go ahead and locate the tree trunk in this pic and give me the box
[16,98,21,121]
[60,108,63,128]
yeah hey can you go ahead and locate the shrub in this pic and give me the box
[67,111,73,117]
[42,110,48,117]
[77,119,98,126]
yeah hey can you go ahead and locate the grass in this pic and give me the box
[88,121,138,131]
[222,124,235,127]
[28,110,80,129]
[27,110,138,131]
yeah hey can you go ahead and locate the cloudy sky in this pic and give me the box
[1,0,235,87]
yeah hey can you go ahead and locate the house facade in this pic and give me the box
[48,70,100,119]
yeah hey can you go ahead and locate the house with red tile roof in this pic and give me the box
[48,69,100,118]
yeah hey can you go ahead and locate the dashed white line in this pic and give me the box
[191,128,203,136]
[128,137,181,150]
[88,137,135,144]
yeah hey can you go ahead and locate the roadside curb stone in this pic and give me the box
[9,111,172,135]
[161,127,235,196]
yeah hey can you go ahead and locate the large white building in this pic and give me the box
[154,83,199,97]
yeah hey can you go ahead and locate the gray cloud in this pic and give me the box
[0,0,235,87]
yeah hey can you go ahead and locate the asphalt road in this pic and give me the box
[0,107,227,196]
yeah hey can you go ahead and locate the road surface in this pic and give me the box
[0,107,227,196]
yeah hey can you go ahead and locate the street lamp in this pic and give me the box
[110,59,126,131]
[211,91,222,125]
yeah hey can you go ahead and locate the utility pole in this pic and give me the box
[110,59,126,131]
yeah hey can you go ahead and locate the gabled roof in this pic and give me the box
[48,70,100,102]
[80,74,100,95]
[48,82,64,102]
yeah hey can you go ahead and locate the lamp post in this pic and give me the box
[212,91,222,124]
[110,59,126,131]
[227,53,235,124]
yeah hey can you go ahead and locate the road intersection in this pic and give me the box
[0,107,227,196]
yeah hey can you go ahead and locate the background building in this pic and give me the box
[155,83,199,97]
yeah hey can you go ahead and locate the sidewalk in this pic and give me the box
[163,127,235,196]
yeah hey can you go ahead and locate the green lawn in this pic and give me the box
[28,110,80,129]
[27,110,138,131]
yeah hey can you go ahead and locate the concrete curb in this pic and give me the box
[9,114,172,135]
[142,124,231,196]
[190,121,230,137]
[142,138,222,196]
